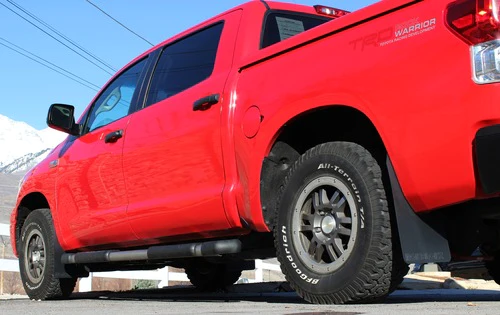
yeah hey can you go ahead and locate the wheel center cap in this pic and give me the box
[32,251,41,263]
[321,215,336,234]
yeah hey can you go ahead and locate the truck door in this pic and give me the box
[56,58,149,249]
[123,10,242,240]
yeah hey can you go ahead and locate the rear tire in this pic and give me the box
[274,142,395,304]
[19,209,76,300]
[185,262,242,291]
[388,245,408,294]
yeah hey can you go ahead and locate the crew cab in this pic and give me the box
[11,0,500,304]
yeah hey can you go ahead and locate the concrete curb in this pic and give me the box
[0,294,28,300]
[401,272,500,291]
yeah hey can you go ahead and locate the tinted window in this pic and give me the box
[86,58,147,132]
[145,23,223,106]
[262,12,329,48]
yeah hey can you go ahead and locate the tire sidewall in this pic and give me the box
[19,212,54,297]
[276,151,377,295]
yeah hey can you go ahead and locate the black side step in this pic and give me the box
[61,239,242,265]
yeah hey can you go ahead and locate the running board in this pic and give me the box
[61,239,242,264]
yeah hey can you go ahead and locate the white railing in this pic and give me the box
[0,223,283,293]
[0,223,9,239]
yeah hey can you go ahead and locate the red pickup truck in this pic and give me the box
[10,0,500,304]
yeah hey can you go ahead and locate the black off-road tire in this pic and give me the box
[19,209,77,300]
[185,262,242,291]
[366,239,408,302]
[274,142,396,304]
[387,242,409,294]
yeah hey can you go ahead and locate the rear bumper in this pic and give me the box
[475,125,500,194]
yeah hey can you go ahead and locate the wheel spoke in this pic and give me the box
[35,236,43,248]
[312,189,330,212]
[329,190,340,204]
[326,242,338,261]
[333,196,347,213]
[307,239,316,256]
[338,227,351,236]
[312,192,320,212]
[319,189,329,206]
[333,237,345,256]
[308,236,322,256]
[28,240,35,252]
[338,216,352,224]
[301,198,313,213]
[301,213,315,222]
[300,224,314,232]
[314,244,325,262]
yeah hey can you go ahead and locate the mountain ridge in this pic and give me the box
[0,114,66,174]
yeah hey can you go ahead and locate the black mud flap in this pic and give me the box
[387,157,451,264]
[54,235,89,279]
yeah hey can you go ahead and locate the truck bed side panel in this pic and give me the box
[232,0,499,229]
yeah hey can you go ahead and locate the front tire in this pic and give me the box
[274,142,394,304]
[19,209,76,300]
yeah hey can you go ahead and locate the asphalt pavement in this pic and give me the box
[1,283,500,315]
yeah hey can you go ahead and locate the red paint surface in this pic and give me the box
[10,0,498,254]
[242,106,261,138]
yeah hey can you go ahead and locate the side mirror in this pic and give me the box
[47,104,80,136]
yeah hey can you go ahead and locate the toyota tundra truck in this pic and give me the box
[10,0,500,304]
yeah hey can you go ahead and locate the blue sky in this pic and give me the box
[0,0,376,130]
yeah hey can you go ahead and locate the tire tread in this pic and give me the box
[274,142,397,304]
[20,209,76,300]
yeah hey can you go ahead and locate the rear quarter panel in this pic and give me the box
[231,0,499,229]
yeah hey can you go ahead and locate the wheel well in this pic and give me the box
[15,192,50,250]
[260,106,389,229]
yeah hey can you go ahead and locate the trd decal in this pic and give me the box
[350,17,437,51]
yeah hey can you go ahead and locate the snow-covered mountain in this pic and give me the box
[0,114,67,174]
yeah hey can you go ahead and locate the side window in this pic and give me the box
[262,12,330,48]
[145,23,223,107]
[86,58,147,132]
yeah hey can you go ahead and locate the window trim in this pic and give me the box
[259,10,331,49]
[141,21,225,109]
[80,56,150,135]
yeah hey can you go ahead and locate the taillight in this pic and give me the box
[313,5,349,18]
[447,0,500,84]
[446,0,500,44]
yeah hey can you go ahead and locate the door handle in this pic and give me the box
[104,129,123,143]
[193,94,219,111]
